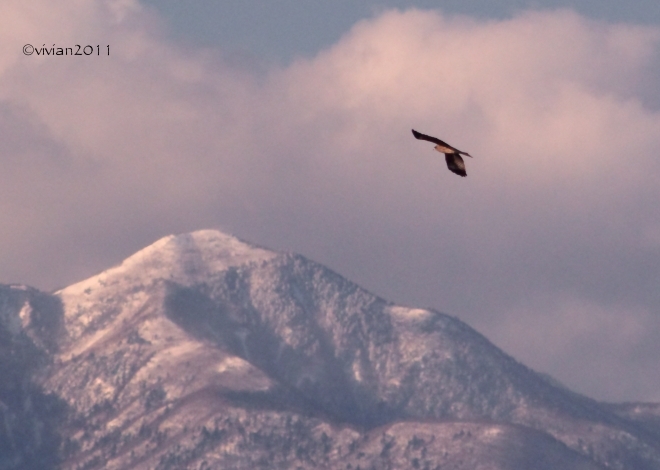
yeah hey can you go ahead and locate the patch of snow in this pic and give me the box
[352,360,363,382]
[18,303,31,330]
[216,356,250,374]
[482,426,503,440]
[160,340,204,360]
[388,306,432,320]
[90,377,115,402]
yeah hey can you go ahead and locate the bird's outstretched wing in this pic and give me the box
[445,154,467,177]
[412,129,471,157]
[411,129,454,150]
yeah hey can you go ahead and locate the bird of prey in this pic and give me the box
[412,129,472,177]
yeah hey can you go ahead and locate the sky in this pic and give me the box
[1,0,659,403]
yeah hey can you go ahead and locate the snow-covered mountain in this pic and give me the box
[0,230,659,469]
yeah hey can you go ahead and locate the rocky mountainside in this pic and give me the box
[0,230,658,469]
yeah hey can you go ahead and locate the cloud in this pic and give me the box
[488,295,660,400]
[0,2,659,401]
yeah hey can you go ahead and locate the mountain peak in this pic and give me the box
[59,229,276,296]
[2,231,658,469]
[118,229,276,278]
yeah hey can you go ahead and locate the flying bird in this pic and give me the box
[412,129,472,177]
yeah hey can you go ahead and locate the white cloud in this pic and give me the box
[0,2,659,400]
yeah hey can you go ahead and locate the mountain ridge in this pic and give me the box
[0,229,658,469]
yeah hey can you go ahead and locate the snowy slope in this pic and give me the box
[1,230,659,469]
